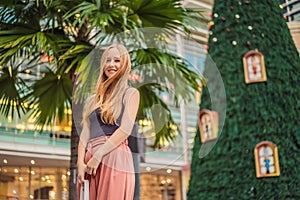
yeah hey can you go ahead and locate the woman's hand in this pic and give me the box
[77,163,86,185]
[85,155,103,176]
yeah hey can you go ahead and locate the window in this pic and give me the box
[198,110,218,143]
[254,141,280,178]
[243,50,267,84]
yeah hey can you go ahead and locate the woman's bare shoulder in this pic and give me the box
[124,87,139,101]
[126,87,139,93]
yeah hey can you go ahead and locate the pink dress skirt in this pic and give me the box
[78,136,135,200]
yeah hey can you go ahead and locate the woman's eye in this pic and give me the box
[106,59,111,63]
[114,59,120,62]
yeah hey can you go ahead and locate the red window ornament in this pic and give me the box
[254,141,280,178]
[198,110,219,143]
[243,50,267,84]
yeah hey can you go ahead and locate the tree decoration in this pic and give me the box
[207,21,214,30]
[235,14,240,19]
[232,40,237,45]
[226,28,231,32]
[254,141,280,178]
[208,21,215,26]
[188,0,300,198]
[222,17,226,21]
[246,41,251,46]
[230,6,234,10]
[198,110,219,143]
[245,0,250,5]
[248,26,253,30]
[212,37,218,42]
[243,50,267,83]
[214,13,219,18]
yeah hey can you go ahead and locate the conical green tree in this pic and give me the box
[188,0,300,199]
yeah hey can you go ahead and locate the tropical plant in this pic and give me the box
[0,0,204,199]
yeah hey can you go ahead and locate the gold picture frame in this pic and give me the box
[243,50,267,84]
[198,110,218,143]
[254,141,280,178]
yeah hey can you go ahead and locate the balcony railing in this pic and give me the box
[0,127,70,148]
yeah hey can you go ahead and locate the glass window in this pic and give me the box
[291,12,300,21]
[290,3,300,11]
[140,170,180,200]
[0,166,69,200]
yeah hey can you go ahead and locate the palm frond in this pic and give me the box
[0,0,206,148]
[59,42,94,73]
[64,1,125,34]
[0,24,71,65]
[0,56,38,118]
[27,69,72,130]
[131,48,203,104]
[136,84,178,146]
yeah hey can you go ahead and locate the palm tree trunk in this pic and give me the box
[68,22,88,199]
[68,70,83,200]
[69,120,79,200]
[69,93,84,200]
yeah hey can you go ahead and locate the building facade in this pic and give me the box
[280,0,300,22]
[280,0,300,53]
[0,113,71,200]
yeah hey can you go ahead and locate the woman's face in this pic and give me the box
[104,47,121,78]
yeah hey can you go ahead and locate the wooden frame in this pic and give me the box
[243,50,267,84]
[254,141,280,178]
[198,110,218,143]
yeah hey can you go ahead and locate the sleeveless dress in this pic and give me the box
[78,92,135,200]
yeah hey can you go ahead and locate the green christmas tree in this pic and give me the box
[188,0,300,199]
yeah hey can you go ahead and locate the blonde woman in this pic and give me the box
[77,43,139,200]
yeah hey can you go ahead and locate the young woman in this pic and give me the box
[77,43,140,200]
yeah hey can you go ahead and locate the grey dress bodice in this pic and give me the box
[89,102,125,139]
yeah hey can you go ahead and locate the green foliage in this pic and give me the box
[188,0,300,199]
[27,69,72,127]
[0,0,203,144]
[0,59,29,118]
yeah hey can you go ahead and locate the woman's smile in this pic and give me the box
[104,48,121,78]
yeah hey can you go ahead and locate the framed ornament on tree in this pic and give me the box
[254,141,280,178]
[243,50,267,83]
[198,110,218,143]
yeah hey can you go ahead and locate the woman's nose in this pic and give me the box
[108,60,115,66]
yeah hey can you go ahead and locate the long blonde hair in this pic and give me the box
[82,43,131,125]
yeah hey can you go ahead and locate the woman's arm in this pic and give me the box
[85,88,140,175]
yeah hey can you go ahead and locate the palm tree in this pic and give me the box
[0,0,204,199]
